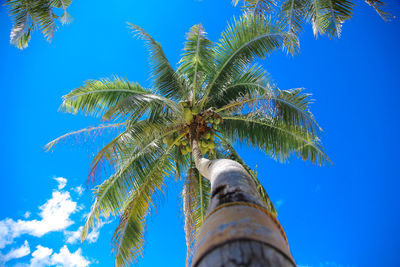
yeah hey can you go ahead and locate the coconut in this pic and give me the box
[192,107,199,115]
[215,118,221,124]
[184,110,193,123]
[208,142,215,149]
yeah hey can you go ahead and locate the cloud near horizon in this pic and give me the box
[0,177,99,266]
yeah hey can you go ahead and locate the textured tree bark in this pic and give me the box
[191,140,295,267]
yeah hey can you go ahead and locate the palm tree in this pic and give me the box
[5,0,73,49]
[233,0,392,39]
[46,14,329,266]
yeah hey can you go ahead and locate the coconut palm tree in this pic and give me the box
[46,14,329,266]
[5,0,73,49]
[233,0,392,39]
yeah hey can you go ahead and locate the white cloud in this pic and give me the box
[52,246,90,267]
[0,240,30,264]
[23,212,31,219]
[65,227,83,244]
[65,219,109,244]
[30,245,53,266]
[0,191,77,248]
[72,186,84,196]
[30,245,90,267]
[54,177,68,190]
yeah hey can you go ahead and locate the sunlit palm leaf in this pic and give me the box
[128,23,186,100]
[203,14,298,107]
[221,113,330,164]
[178,24,214,103]
[234,0,277,15]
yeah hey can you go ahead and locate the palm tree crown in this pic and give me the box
[47,14,329,267]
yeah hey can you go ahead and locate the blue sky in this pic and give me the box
[0,0,399,266]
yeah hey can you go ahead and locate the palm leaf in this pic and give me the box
[128,23,186,100]
[365,0,393,21]
[307,0,354,38]
[221,113,330,165]
[44,123,126,152]
[61,77,154,118]
[178,24,214,103]
[202,14,298,107]
[234,0,277,15]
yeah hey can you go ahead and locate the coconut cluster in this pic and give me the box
[162,102,222,155]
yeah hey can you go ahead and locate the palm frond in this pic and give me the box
[88,118,180,183]
[178,24,214,103]
[128,23,186,100]
[280,0,307,35]
[207,63,271,109]
[182,165,210,267]
[274,88,322,133]
[202,14,298,107]
[221,113,330,165]
[61,77,154,118]
[234,0,277,15]
[307,0,354,38]
[365,0,393,21]
[112,149,174,267]
[215,86,321,134]
[44,123,125,152]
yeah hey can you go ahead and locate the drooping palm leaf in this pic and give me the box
[5,0,73,49]
[365,0,393,21]
[202,14,298,107]
[221,113,330,164]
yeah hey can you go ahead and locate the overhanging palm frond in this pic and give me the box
[128,23,186,100]
[234,0,277,15]
[202,14,298,107]
[307,0,354,38]
[221,113,330,165]
[365,0,393,21]
[6,0,73,49]
[280,0,307,35]
[178,24,214,103]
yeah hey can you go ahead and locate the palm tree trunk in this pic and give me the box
[191,139,295,267]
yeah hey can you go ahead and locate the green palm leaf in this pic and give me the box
[178,24,214,103]
[202,14,298,107]
[128,23,186,100]
[307,0,354,38]
[221,113,330,165]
